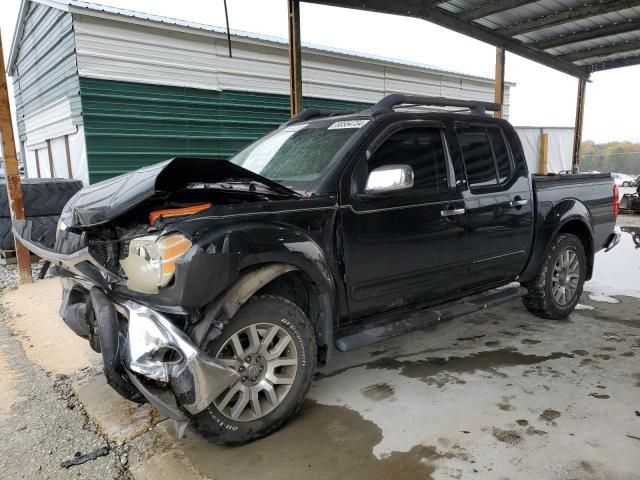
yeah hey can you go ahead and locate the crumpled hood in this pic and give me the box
[62,158,298,228]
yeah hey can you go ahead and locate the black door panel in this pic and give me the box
[456,123,534,287]
[340,123,466,319]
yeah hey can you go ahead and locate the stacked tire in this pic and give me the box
[0,179,83,250]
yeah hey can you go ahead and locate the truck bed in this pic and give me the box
[532,173,612,188]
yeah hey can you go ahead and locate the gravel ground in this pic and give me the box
[0,302,130,479]
[0,261,53,294]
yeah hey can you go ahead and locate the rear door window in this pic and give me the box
[487,127,512,183]
[456,125,513,190]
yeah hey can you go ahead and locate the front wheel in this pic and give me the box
[191,295,317,444]
[522,233,586,319]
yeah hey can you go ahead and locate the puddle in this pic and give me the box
[585,226,640,301]
[173,400,452,480]
[361,383,395,401]
[492,428,522,445]
[366,348,572,383]
[539,409,561,423]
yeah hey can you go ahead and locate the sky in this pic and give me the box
[1,0,640,146]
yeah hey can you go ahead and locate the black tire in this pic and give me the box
[522,233,586,319]
[191,295,317,444]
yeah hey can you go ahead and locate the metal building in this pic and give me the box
[7,0,513,185]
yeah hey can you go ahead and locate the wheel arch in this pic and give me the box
[520,199,595,283]
[556,219,594,280]
[192,260,336,366]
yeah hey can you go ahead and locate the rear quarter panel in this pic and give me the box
[519,174,615,283]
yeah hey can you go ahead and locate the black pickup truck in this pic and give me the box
[13,94,619,444]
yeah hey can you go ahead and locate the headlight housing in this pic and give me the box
[121,233,192,294]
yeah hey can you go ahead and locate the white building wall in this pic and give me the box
[73,13,512,115]
[22,98,89,185]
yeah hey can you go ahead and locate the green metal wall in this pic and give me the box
[79,78,369,183]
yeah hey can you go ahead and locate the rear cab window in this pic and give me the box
[456,124,514,191]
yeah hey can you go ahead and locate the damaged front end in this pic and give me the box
[14,219,238,437]
[11,158,297,437]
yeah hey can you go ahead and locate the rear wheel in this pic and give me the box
[191,295,317,444]
[523,233,586,319]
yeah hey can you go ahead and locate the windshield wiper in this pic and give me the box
[188,180,300,197]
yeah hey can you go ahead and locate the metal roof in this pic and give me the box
[304,0,640,78]
[7,0,512,84]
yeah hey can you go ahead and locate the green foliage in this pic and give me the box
[580,141,640,174]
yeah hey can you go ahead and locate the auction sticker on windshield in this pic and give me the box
[328,119,370,130]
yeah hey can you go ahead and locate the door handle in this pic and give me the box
[508,198,528,208]
[441,208,466,217]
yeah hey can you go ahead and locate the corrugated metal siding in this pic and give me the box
[11,2,81,143]
[80,77,369,183]
[73,13,510,112]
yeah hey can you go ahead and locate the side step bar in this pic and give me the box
[335,286,527,352]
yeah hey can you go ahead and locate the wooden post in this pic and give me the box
[287,0,303,117]
[539,132,549,174]
[572,77,587,171]
[64,134,73,179]
[0,30,32,283]
[494,47,505,119]
[46,138,55,177]
[34,149,41,178]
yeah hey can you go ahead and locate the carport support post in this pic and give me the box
[287,0,303,116]
[572,77,587,172]
[493,47,505,118]
[0,30,32,283]
[539,132,549,174]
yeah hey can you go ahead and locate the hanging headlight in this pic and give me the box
[121,233,192,294]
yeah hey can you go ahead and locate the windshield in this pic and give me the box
[229,118,368,190]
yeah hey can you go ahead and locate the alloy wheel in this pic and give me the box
[213,322,298,421]
[551,248,580,306]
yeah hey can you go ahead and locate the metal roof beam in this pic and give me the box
[531,18,640,50]
[499,0,640,37]
[589,54,640,70]
[459,0,537,21]
[560,39,640,61]
[303,0,590,78]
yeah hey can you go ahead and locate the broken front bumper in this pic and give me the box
[117,298,239,414]
[13,219,239,426]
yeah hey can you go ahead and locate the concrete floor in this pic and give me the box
[1,217,639,480]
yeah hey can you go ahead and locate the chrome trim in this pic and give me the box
[120,300,240,415]
[441,208,466,217]
[364,164,414,194]
[473,250,526,264]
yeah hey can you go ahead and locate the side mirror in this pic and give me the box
[364,164,414,194]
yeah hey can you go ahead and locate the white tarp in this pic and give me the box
[515,127,574,174]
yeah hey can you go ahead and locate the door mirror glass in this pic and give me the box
[364,164,414,194]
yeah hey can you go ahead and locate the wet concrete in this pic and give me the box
[2,217,640,479]
[134,401,449,480]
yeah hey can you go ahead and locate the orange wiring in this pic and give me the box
[149,203,211,225]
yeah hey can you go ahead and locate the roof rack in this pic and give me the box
[283,108,358,126]
[365,94,501,116]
